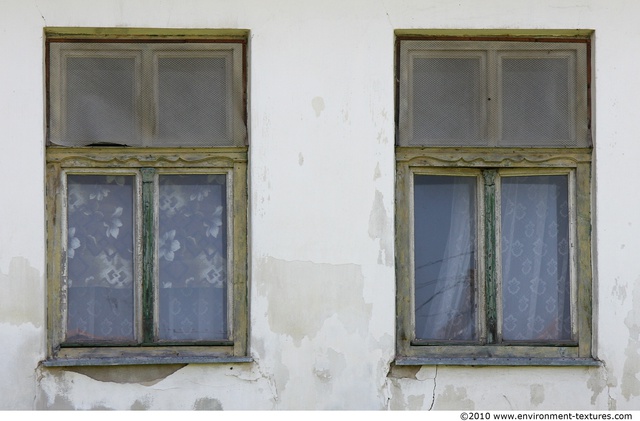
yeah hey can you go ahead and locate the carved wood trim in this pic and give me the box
[396,147,592,167]
[46,147,248,168]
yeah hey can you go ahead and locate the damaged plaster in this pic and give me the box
[64,365,186,385]
[0,257,43,327]
[368,190,393,266]
[257,257,372,346]
[622,284,640,400]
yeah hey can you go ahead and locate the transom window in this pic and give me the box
[45,30,249,366]
[395,35,595,365]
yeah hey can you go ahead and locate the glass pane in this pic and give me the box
[66,57,137,144]
[414,175,477,341]
[501,57,571,146]
[500,175,571,341]
[66,175,135,343]
[412,57,484,145]
[158,174,228,341]
[157,57,229,146]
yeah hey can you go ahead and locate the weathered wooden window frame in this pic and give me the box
[44,29,250,366]
[395,33,596,366]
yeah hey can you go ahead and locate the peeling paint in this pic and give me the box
[387,364,421,380]
[131,398,152,410]
[587,367,608,405]
[622,284,640,400]
[373,163,381,180]
[368,190,393,266]
[530,384,545,406]
[0,257,43,327]
[613,278,627,303]
[194,397,223,410]
[407,394,426,410]
[434,385,474,410]
[258,258,372,346]
[311,96,325,117]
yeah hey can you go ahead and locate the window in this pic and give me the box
[395,34,595,365]
[44,29,249,365]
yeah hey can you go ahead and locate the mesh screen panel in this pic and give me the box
[501,58,571,146]
[49,43,245,147]
[66,57,137,144]
[412,57,485,146]
[157,57,228,146]
[399,40,589,148]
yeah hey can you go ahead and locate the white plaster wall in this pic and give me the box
[0,0,639,410]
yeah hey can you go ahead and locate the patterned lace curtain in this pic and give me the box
[500,175,571,341]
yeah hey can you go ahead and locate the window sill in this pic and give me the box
[394,357,602,367]
[42,355,253,367]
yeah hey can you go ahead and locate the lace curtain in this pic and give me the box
[500,175,571,341]
[66,174,228,343]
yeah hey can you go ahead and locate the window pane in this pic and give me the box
[414,175,477,341]
[501,57,571,146]
[412,57,484,145]
[66,175,135,343]
[500,175,571,341]
[158,174,228,341]
[66,57,137,144]
[157,57,229,146]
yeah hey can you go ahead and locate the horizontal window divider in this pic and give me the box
[46,147,248,167]
[396,147,592,167]
[141,341,234,347]
[394,357,601,367]
[411,340,485,346]
[499,340,579,347]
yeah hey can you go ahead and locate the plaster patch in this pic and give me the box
[258,257,371,346]
[587,367,610,405]
[373,163,381,180]
[434,385,474,410]
[368,190,393,266]
[529,384,545,406]
[0,257,43,327]
[622,283,640,400]
[67,364,185,385]
[194,397,223,410]
[312,96,325,117]
[298,153,304,166]
[313,348,346,383]
[407,394,426,410]
[613,278,627,303]
[0,323,42,409]
[131,398,152,410]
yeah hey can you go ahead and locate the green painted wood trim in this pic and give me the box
[395,29,593,39]
[395,161,414,357]
[483,170,497,343]
[395,147,592,166]
[141,168,156,344]
[46,147,248,167]
[575,163,593,358]
[395,147,593,361]
[231,162,249,357]
[45,27,249,40]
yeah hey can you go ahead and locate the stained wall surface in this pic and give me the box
[0,0,637,410]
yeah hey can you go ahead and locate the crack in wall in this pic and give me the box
[428,366,437,410]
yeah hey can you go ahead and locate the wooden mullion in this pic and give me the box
[483,169,498,344]
[141,168,156,344]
